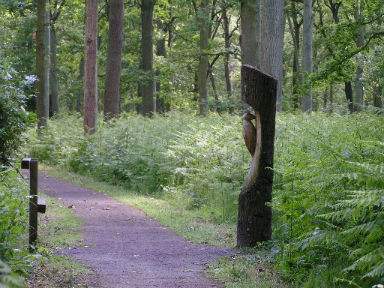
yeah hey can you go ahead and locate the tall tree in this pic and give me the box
[141,0,155,116]
[261,0,285,111]
[49,0,66,117]
[155,22,167,113]
[287,1,303,110]
[221,1,232,97]
[84,0,98,134]
[240,0,260,67]
[197,0,210,116]
[302,0,312,113]
[36,0,50,128]
[103,0,124,120]
[354,1,364,112]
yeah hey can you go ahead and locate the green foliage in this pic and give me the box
[0,61,30,165]
[25,112,384,287]
[0,169,29,287]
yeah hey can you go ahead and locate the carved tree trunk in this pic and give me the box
[103,0,124,120]
[237,65,277,247]
[84,0,98,134]
[36,0,50,129]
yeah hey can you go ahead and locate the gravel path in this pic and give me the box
[39,172,232,288]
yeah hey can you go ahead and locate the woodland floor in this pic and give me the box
[38,172,233,288]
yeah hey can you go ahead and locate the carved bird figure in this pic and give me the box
[242,112,256,157]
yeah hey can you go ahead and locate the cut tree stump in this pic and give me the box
[237,64,277,247]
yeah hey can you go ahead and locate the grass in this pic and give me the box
[207,249,290,288]
[27,194,93,288]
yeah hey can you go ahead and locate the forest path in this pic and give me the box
[39,172,232,288]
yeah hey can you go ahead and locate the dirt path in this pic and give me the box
[39,172,232,288]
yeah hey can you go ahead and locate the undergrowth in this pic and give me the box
[0,169,29,287]
[24,111,384,287]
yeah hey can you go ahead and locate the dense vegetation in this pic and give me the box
[1,0,383,286]
[25,111,384,287]
[0,61,31,287]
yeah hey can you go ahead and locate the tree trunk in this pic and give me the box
[155,23,167,113]
[84,0,98,134]
[198,0,209,116]
[373,85,383,109]
[222,4,232,97]
[103,0,124,120]
[208,68,218,101]
[287,3,302,110]
[36,0,50,129]
[345,81,354,112]
[141,0,155,116]
[240,0,259,67]
[237,65,277,247]
[354,2,364,112]
[302,0,312,113]
[49,26,59,117]
[261,0,284,112]
[76,57,85,113]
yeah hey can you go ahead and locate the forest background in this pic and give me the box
[0,0,384,287]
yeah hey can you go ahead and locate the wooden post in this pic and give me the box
[21,158,45,251]
[29,159,38,251]
[237,65,277,247]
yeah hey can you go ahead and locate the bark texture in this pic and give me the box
[240,0,259,67]
[198,0,209,116]
[302,0,312,113]
[76,57,85,112]
[103,0,124,120]
[141,0,155,116]
[50,27,59,116]
[36,0,50,129]
[222,4,232,97]
[155,23,167,113]
[84,0,98,134]
[354,2,364,112]
[237,65,277,247]
[261,0,284,112]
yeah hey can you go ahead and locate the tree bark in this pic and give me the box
[302,0,312,113]
[240,0,259,67]
[237,65,277,247]
[222,3,232,97]
[155,23,167,113]
[84,0,98,134]
[76,57,85,113]
[103,0,124,120]
[354,2,364,112]
[141,0,155,116]
[36,0,50,129]
[198,0,210,116]
[287,2,302,110]
[49,27,59,116]
[261,0,284,112]
[345,81,354,112]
